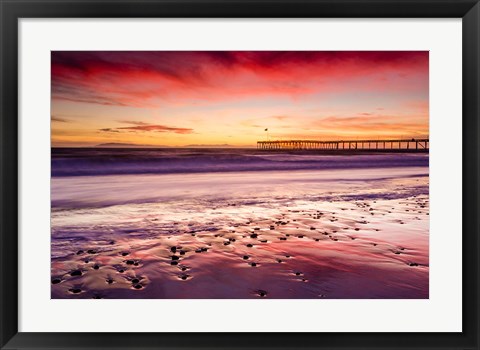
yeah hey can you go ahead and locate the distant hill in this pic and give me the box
[95,143,253,148]
[183,144,234,148]
[95,143,169,148]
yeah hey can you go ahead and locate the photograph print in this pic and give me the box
[51,51,429,299]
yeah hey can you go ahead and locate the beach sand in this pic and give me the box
[51,167,429,299]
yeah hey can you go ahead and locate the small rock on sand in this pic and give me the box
[256,289,267,297]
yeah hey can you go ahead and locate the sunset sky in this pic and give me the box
[51,51,429,147]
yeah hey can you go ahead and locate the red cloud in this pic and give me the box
[117,125,193,134]
[51,51,428,107]
[99,121,193,134]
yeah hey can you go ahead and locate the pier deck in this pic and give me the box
[257,139,429,151]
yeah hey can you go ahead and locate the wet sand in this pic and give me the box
[51,167,429,299]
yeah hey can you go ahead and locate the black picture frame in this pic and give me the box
[1,0,479,349]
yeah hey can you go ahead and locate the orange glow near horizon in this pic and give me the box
[51,51,429,147]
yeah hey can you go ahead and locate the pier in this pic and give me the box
[257,138,429,151]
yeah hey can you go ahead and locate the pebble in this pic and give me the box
[93,264,100,270]
[51,278,62,284]
[87,249,96,254]
[131,278,140,284]
[250,262,257,267]
[70,270,82,277]
[250,233,258,238]
[133,284,143,289]
[171,255,180,261]
[76,250,84,255]
[243,255,249,260]
[257,290,268,297]
[246,244,253,248]
[69,288,81,294]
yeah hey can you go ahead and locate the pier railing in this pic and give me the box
[257,139,429,151]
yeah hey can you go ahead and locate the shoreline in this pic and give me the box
[51,166,429,209]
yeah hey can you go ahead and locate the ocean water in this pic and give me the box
[51,148,428,177]
[51,148,429,299]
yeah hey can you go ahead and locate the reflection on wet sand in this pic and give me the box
[51,167,428,299]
